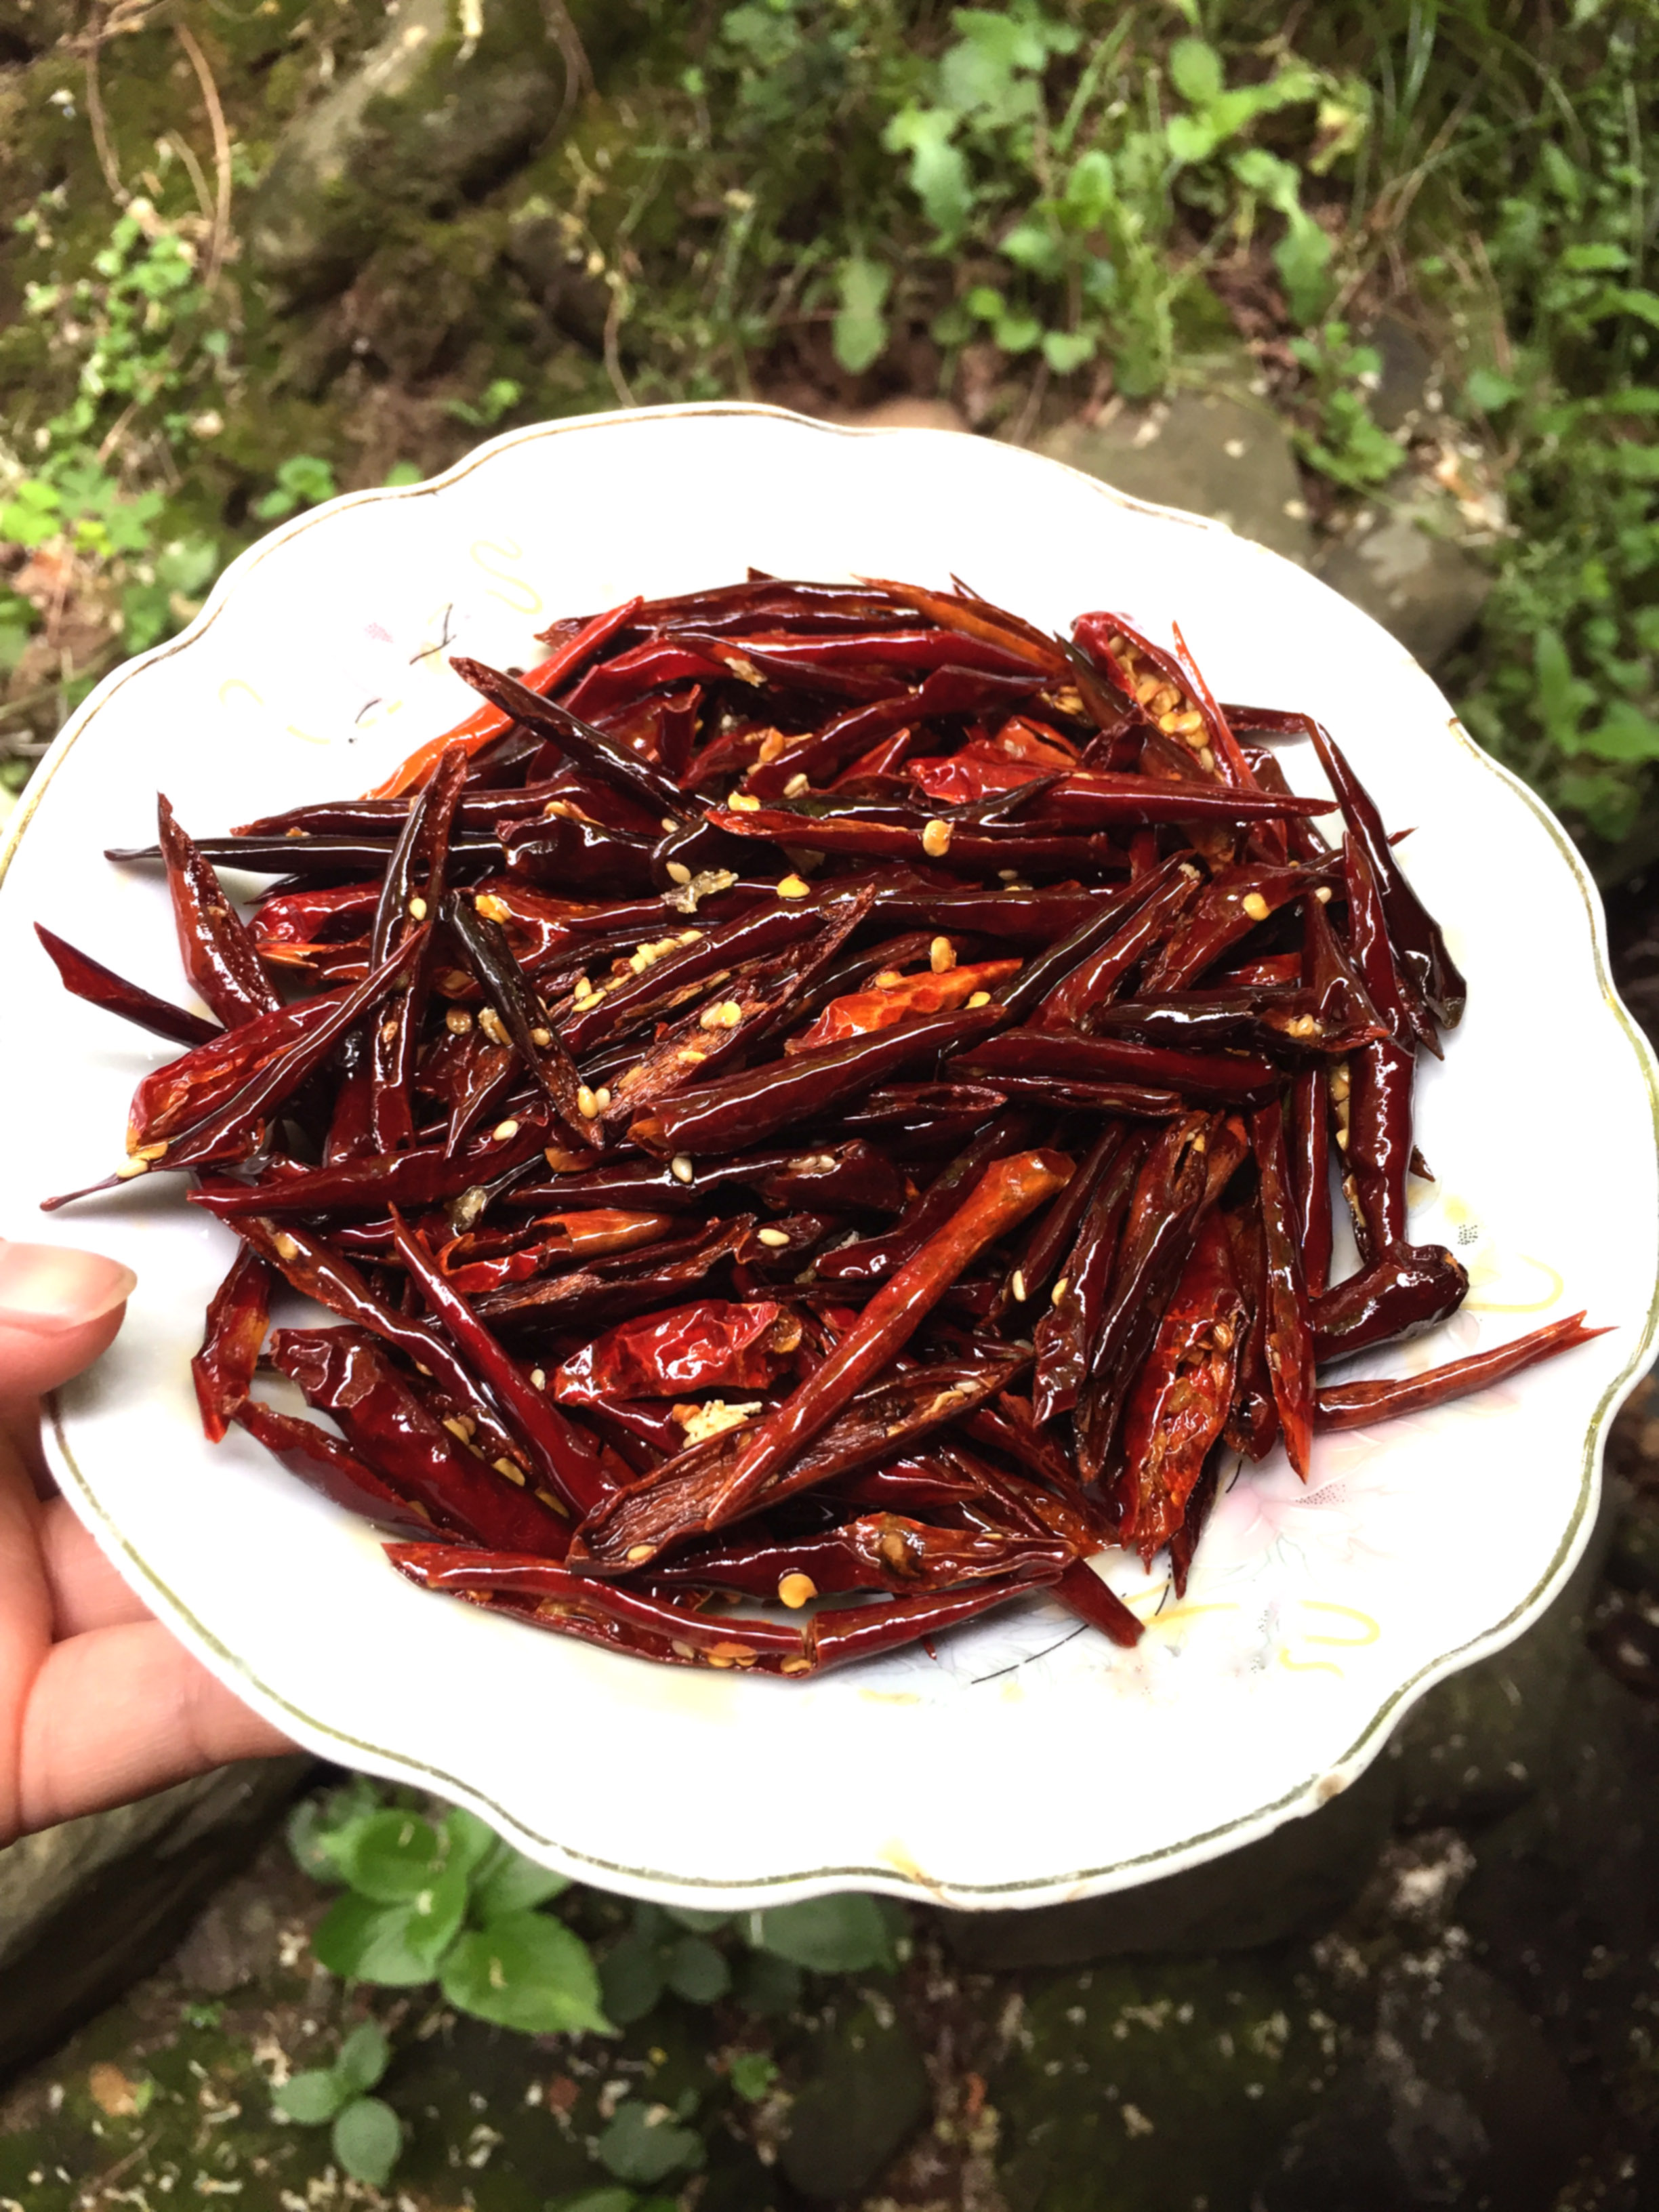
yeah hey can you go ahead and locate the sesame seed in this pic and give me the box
[1011,1268,1027,1303]
[493,1119,520,1141]
[531,1368,547,1391]
[666,861,693,885]
[626,1544,655,1562]
[777,1572,817,1608]
[661,815,678,834]
[921,817,953,858]
[1241,892,1271,922]
[407,895,428,921]
[1315,884,1334,904]
[671,1154,695,1184]
[1052,1276,1069,1305]
[756,1227,791,1248]
[445,1007,474,1036]
[930,937,956,972]
[577,1086,600,1118]
[783,773,810,798]
[967,990,991,1008]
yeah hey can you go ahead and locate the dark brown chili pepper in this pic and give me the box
[156,795,281,1028]
[450,657,693,823]
[443,887,595,1148]
[272,1328,574,1553]
[1311,1242,1469,1366]
[234,1399,441,1534]
[35,922,222,1048]
[628,1003,1008,1158]
[1252,1098,1315,1480]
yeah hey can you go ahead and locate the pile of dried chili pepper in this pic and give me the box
[39,573,1607,1677]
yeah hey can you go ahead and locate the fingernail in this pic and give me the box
[0,1241,138,1332]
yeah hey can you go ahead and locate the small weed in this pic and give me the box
[284,1778,906,2196]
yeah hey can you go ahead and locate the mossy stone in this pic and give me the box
[245,0,573,298]
[994,1954,1342,2212]
[779,2000,930,2200]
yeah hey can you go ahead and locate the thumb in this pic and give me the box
[0,1241,137,1404]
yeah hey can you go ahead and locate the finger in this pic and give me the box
[13,1619,297,1841]
[39,1498,154,1637]
[0,1238,135,1416]
[0,1240,136,1475]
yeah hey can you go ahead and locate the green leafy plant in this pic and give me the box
[300,1795,611,2034]
[272,2021,401,2188]
[284,1778,909,2200]
[1288,322,1406,489]
[444,377,525,428]
[598,1890,902,2025]
[251,455,340,523]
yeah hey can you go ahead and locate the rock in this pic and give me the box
[779,2001,930,2200]
[1388,1492,1614,1829]
[1313,496,1490,672]
[0,1756,310,2076]
[1038,390,1314,567]
[1361,313,1443,438]
[995,1953,1343,2212]
[1254,1959,1583,2211]
[245,0,574,298]
[505,203,612,352]
[939,1748,1396,1971]
[340,213,506,382]
[171,1875,283,1998]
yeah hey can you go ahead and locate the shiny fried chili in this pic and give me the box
[52,571,1602,1679]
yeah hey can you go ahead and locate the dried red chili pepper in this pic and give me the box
[48,569,1599,1679]
[191,1245,272,1441]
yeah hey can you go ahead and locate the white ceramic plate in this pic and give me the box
[3,405,1655,1910]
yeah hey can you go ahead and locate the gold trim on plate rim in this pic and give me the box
[8,402,1659,1901]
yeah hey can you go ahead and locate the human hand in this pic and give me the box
[0,1239,295,1845]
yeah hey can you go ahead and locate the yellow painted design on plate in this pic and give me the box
[470,537,544,616]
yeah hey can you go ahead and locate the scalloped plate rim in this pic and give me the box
[5,400,1655,1909]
